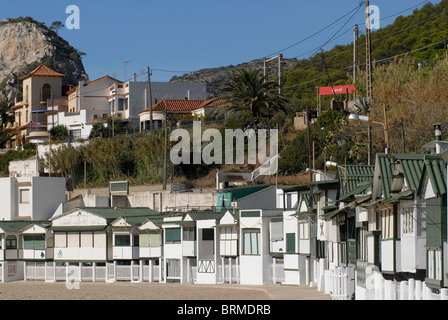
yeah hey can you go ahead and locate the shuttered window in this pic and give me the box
[54,233,67,248]
[23,235,45,250]
[165,228,181,244]
[67,232,79,248]
[93,232,106,248]
[140,234,150,247]
[80,232,93,248]
[149,232,161,247]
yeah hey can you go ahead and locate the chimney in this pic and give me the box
[434,123,442,141]
[434,123,443,154]
[133,73,137,82]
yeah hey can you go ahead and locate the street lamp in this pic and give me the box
[325,160,348,192]
[349,103,390,155]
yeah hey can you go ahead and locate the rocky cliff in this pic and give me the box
[170,57,298,98]
[0,17,89,101]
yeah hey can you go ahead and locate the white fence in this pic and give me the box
[331,267,350,300]
[25,262,161,283]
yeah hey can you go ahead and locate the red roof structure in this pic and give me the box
[20,63,65,80]
[139,98,229,114]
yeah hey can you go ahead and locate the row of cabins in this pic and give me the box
[0,138,447,300]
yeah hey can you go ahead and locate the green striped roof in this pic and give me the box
[418,154,447,196]
[376,153,425,199]
[185,211,225,222]
[0,221,50,233]
[338,165,375,198]
[80,207,161,220]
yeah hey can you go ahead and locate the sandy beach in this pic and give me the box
[0,281,331,300]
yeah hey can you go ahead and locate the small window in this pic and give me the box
[115,234,131,247]
[133,233,139,247]
[183,227,196,241]
[117,99,124,111]
[202,229,214,241]
[20,189,30,203]
[6,235,17,249]
[242,229,260,255]
[286,233,296,253]
[286,194,292,209]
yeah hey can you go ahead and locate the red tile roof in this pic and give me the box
[139,99,206,114]
[196,98,230,109]
[20,63,65,80]
[139,98,230,115]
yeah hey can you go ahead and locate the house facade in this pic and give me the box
[11,64,65,146]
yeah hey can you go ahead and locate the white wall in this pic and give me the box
[0,178,15,220]
[31,177,66,221]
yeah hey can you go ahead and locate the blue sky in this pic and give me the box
[0,0,441,82]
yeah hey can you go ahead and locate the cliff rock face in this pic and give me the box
[170,58,298,98]
[0,17,89,101]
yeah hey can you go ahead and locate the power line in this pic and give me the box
[291,1,444,68]
[284,34,448,90]
[262,3,364,59]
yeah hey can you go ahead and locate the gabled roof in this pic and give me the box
[374,153,425,200]
[337,165,374,198]
[418,154,447,197]
[196,98,230,109]
[0,220,50,233]
[185,211,224,221]
[20,63,65,80]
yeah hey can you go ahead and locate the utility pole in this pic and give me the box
[353,25,359,86]
[163,105,168,191]
[49,97,53,177]
[400,117,406,153]
[147,67,153,133]
[307,106,312,175]
[365,1,373,165]
[365,1,373,101]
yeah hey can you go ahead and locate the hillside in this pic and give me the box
[0,17,89,101]
[170,58,299,98]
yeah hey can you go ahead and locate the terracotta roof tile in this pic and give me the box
[139,99,206,114]
[20,63,65,80]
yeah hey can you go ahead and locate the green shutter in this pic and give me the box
[23,236,34,249]
[165,228,181,243]
[286,233,296,253]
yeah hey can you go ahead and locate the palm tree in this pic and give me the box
[218,68,287,129]
[0,96,14,127]
[0,97,17,148]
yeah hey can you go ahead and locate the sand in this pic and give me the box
[0,281,331,300]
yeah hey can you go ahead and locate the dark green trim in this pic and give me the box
[241,210,261,218]
[166,278,181,283]
[270,252,284,258]
[284,268,299,271]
